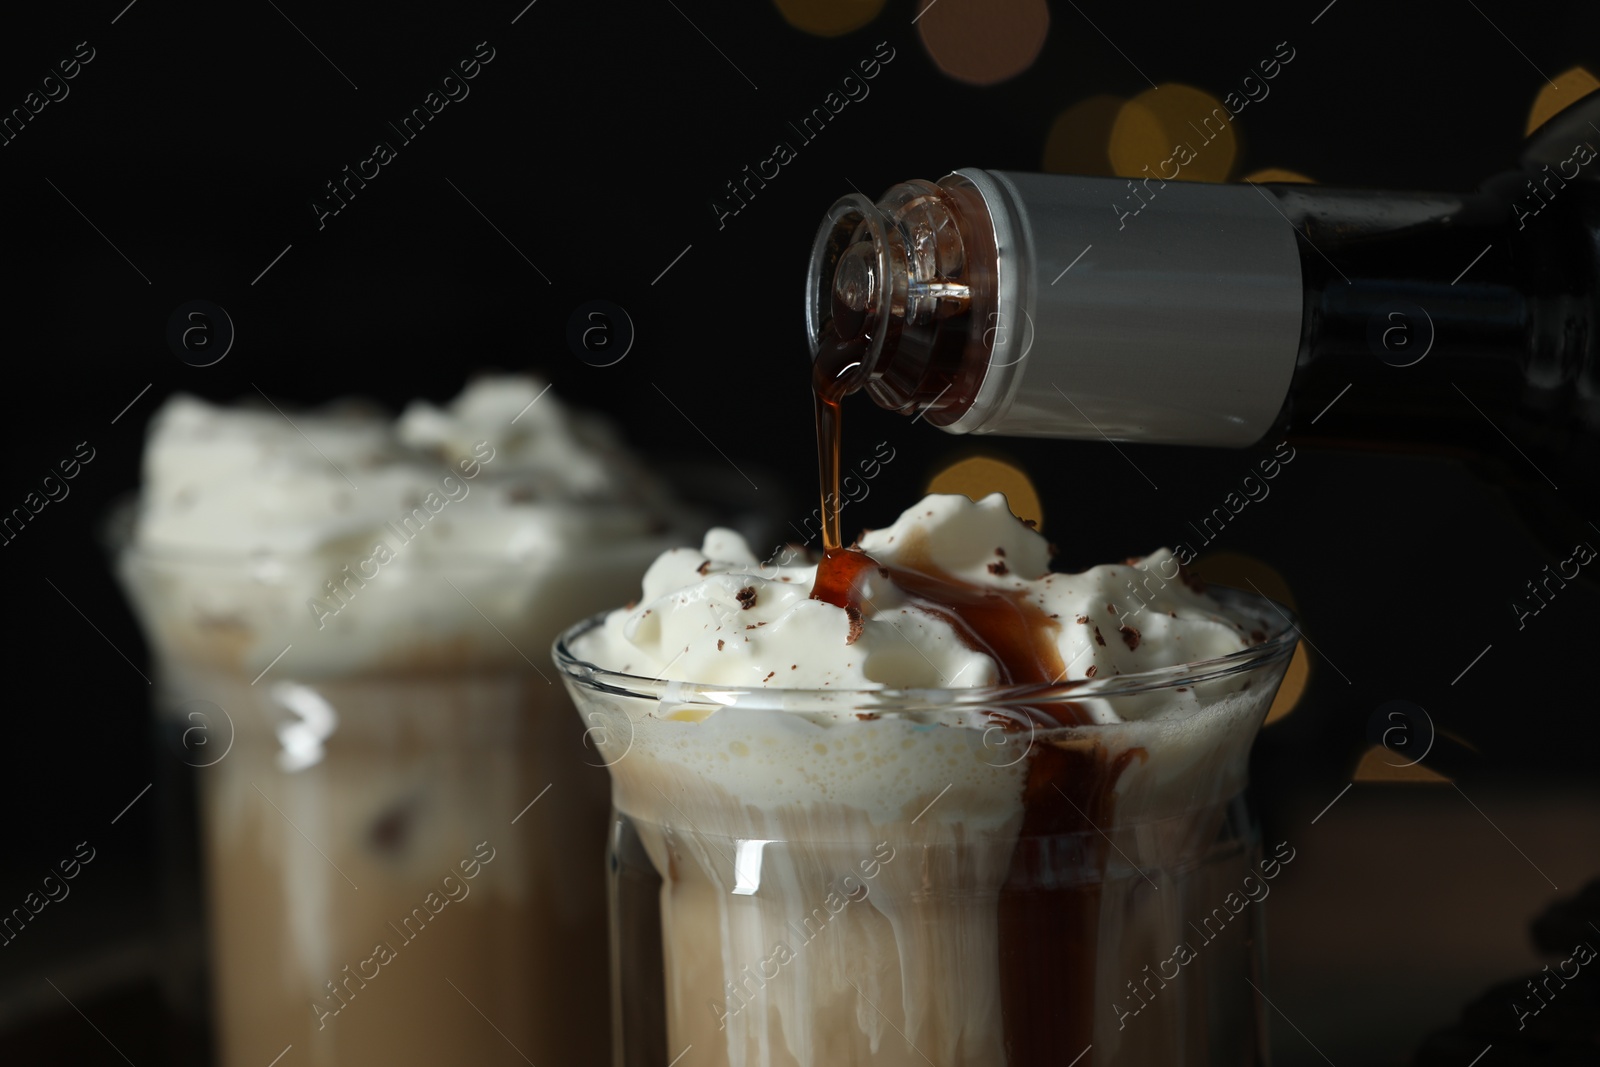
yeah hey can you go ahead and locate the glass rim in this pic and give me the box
[552,584,1300,712]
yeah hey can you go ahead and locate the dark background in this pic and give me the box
[2,0,1598,1063]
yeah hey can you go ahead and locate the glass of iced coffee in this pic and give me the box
[116,377,691,1067]
[556,493,1298,1066]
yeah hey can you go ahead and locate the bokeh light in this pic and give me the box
[1188,551,1305,724]
[926,456,1043,529]
[915,0,1049,87]
[1263,644,1310,725]
[1242,167,1314,183]
[772,0,886,37]
[1109,84,1237,183]
[1353,745,1450,783]
[1525,66,1599,135]
[1042,94,1124,175]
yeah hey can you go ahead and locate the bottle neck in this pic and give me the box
[812,170,1315,446]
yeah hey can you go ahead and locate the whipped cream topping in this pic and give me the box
[122,376,690,677]
[580,493,1266,715]
[135,375,678,557]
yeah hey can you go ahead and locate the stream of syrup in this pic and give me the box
[811,331,861,553]
[809,328,1139,1063]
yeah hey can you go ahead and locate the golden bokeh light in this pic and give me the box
[925,456,1043,529]
[1353,745,1451,783]
[1188,552,1304,724]
[772,0,886,37]
[1109,84,1237,183]
[915,0,1049,87]
[1042,95,1124,175]
[1261,644,1309,725]
[1526,66,1600,135]
[1242,167,1314,183]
